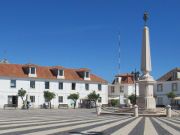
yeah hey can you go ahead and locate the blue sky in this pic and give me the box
[0,0,179,82]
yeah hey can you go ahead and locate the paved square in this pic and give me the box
[0,109,179,135]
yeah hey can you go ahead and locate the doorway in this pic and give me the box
[8,96,18,106]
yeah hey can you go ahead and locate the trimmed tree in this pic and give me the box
[166,91,176,106]
[44,91,56,109]
[18,88,26,109]
[111,99,119,107]
[128,94,136,105]
[68,93,79,109]
[87,91,100,108]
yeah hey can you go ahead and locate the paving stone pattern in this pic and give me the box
[0,109,179,135]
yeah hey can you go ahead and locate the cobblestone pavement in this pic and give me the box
[0,109,180,135]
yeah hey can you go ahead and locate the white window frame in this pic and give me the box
[58,96,63,103]
[58,69,64,76]
[98,84,102,91]
[157,84,163,92]
[30,80,35,89]
[30,96,35,103]
[85,83,89,90]
[172,83,177,91]
[59,82,63,90]
[10,80,16,88]
[45,81,50,89]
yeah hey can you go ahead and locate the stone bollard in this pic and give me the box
[134,105,138,117]
[166,105,171,118]
[97,105,102,116]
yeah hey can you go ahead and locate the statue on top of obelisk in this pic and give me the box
[143,12,149,25]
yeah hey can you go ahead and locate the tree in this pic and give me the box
[111,99,119,107]
[44,91,56,109]
[18,88,26,109]
[128,94,136,105]
[87,91,100,108]
[68,93,79,109]
[166,91,176,106]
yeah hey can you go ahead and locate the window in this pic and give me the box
[157,84,163,92]
[30,96,35,103]
[85,72,89,78]
[116,78,119,83]
[8,96,13,104]
[10,80,16,88]
[98,84,102,91]
[58,70,64,76]
[45,81,49,89]
[173,72,177,80]
[111,86,115,93]
[30,67,36,74]
[58,96,63,103]
[98,97,102,103]
[59,82,63,90]
[172,83,177,91]
[85,84,89,90]
[157,97,163,105]
[120,86,124,93]
[30,80,35,88]
[45,98,49,102]
[72,83,76,90]
[177,72,180,79]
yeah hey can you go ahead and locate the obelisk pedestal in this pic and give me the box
[137,78,156,109]
[137,12,156,110]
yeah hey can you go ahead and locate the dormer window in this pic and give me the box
[84,71,90,80]
[57,69,64,79]
[85,72,89,78]
[177,72,180,79]
[30,67,36,74]
[116,78,119,83]
[58,69,64,76]
[77,68,91,80]
[28,67,37,77]
[115,77,121,84]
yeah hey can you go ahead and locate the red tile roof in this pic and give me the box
[0,64,107,83]
[113,73,134,84]
[157,67,180,81]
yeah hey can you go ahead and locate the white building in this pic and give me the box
[0,63,108,109]
[155,68,180,106]
[108,74,139,105]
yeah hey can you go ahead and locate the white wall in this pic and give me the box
[108,83,139,105]
[0,77,108,108]
[154,80,180,106]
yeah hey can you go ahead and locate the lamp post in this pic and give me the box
[131,69,140,104]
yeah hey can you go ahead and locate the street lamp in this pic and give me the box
[131,69,140,104]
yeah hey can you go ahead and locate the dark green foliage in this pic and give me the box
[166,91,176,99]
[18,88,26,109]
[68,93,79,109]
[166,91,176,106]
[87,91,100,107]
[128,94,136,105]
[44,91,56,109]
[111,99,119,107]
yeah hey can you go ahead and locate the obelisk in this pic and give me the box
[137,12,156,110]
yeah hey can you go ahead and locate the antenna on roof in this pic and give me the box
[118,33,121,74]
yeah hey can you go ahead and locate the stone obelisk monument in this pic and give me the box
[137,12,156,110]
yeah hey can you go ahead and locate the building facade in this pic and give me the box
[0,63,108,109]
[108,74,139,105]
[155,68,180,106]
